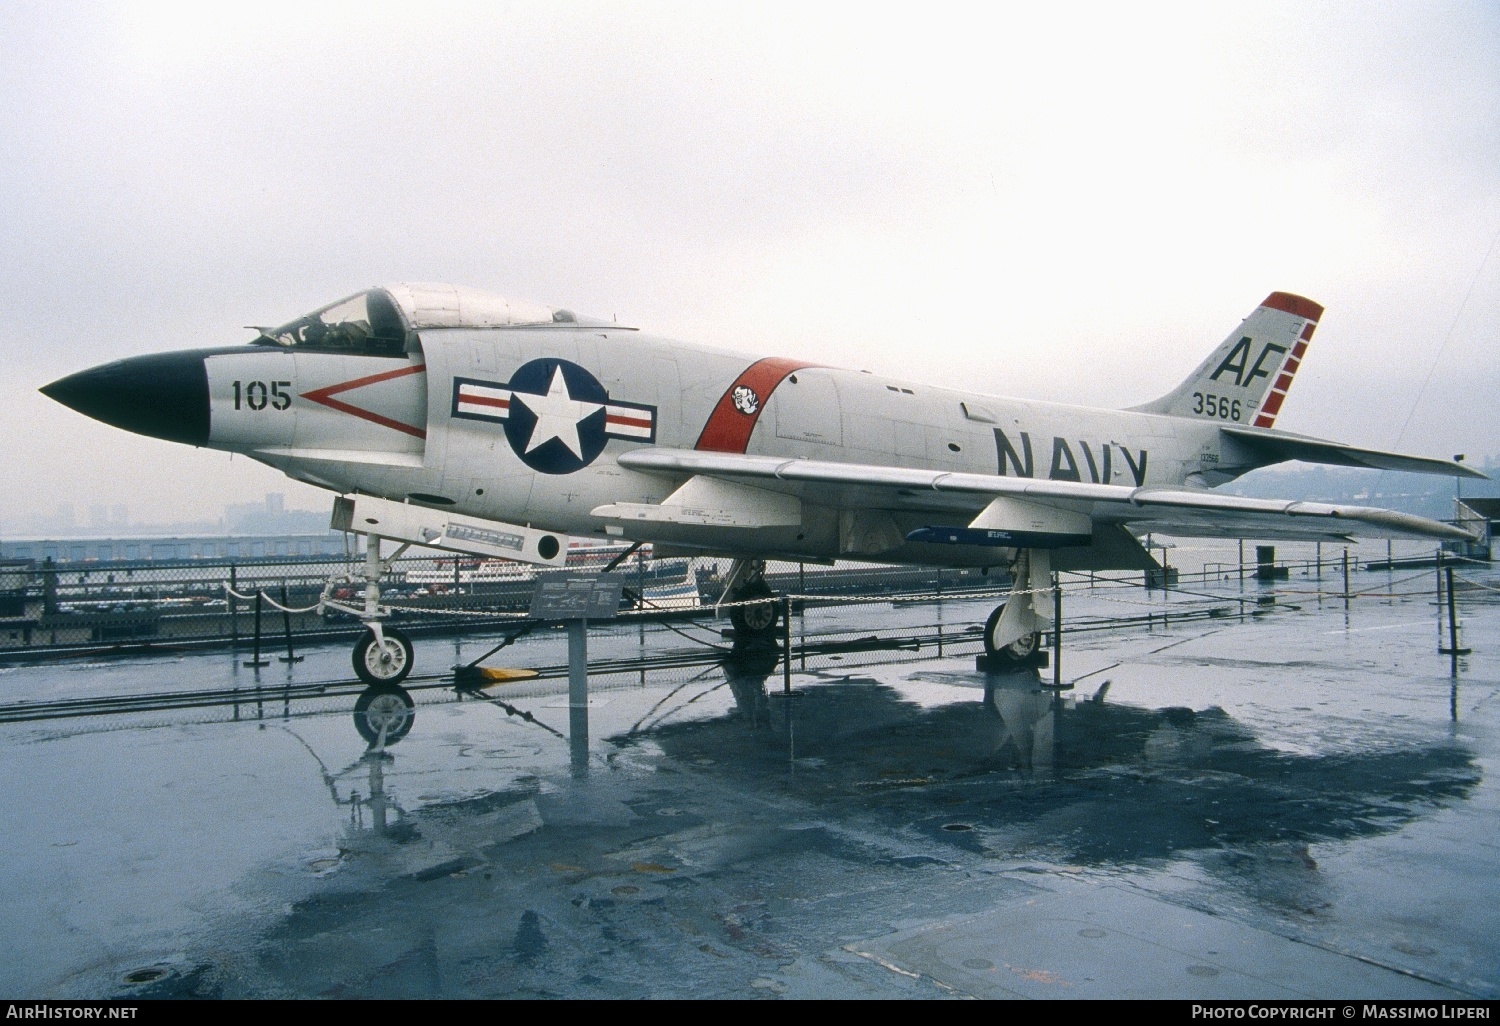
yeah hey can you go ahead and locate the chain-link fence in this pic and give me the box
[1,538,1490,668]
[0,538,1492,738]
[0,548,1013,658]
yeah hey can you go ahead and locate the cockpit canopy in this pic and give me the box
[253,284,579,355]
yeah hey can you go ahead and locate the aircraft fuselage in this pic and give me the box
[200,326,1232,565]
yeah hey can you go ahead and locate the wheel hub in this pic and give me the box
[366,642,407,676]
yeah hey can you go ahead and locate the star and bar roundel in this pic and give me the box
[452,358,656,475]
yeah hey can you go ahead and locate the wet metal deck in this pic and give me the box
[0,558,1496,999]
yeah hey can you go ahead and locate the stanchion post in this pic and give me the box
[1342,548,1350,609]
[1442,563,1470,659]
[278,582,303,664]
[936,572,944,655]
[1448,565,1459,658]
[568,618,590,777]
[243,591,270,668]
[1053,572,1062,689]
[782,594,793,695]
[1436,549,1445,644]
[229,564,239,648]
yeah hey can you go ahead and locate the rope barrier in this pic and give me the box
[222,584,322,614]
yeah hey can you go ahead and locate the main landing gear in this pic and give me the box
[721,559,781,645]
[983,603,1042,667]
[980,549,1051,670]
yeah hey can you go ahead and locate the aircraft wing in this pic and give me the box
[1221,426,1486,479]
[611,448,1474,544]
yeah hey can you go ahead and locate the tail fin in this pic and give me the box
[1131,292,1323,428]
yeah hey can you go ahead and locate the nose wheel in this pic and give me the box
[353,626,415,687]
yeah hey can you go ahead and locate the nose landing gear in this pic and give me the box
[319,533,420,744]
[319,532,418,685]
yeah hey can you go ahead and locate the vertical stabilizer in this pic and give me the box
[1131,292,1322,428]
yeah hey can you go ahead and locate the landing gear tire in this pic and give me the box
[983,604,1041,665]
[353,683,415,746]
[729,579,780,641]
[352,627,415,687]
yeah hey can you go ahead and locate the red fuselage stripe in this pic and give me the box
[694,357,818,453]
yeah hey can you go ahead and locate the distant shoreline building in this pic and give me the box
[2,493,341,564]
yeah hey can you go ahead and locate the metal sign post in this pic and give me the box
[567,618,589,771]
[529,573,625,777]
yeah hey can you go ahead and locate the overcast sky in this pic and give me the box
[3,1,1497,529]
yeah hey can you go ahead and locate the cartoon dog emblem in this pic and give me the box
[731,385,760,416]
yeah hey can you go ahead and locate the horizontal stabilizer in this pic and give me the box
[1222,427,1485,479]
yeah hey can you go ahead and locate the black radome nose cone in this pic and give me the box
[41,351,210,447]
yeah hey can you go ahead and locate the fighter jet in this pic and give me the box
[41,284,1481,685]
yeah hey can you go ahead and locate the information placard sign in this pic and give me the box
[529,572,626,621]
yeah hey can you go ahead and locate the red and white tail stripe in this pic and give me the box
[1251,293,1320,428]
[1137,291,1323,425]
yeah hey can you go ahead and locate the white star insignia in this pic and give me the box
[512,366,602,458]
